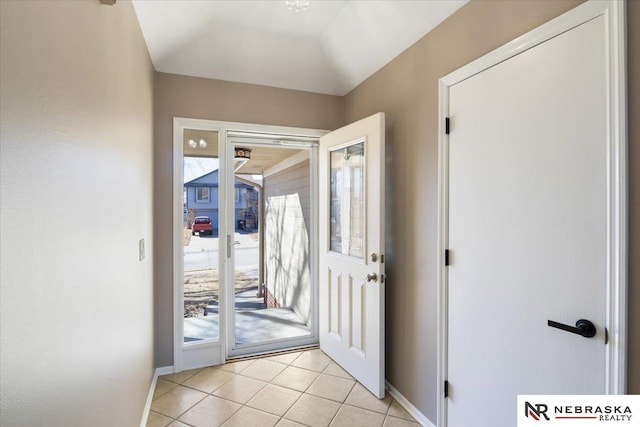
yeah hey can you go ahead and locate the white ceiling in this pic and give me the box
[132,0,468,96]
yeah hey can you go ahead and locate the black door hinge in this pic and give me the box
[445,117,450,135]
[444,380,449,398]
[445,250,450,266]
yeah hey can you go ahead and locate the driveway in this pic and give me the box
[184,232,259,272]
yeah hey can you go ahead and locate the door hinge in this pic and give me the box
[381,274,385,284]
[445,117,450,135]
[444,380,449,398]
[445,249,450,266]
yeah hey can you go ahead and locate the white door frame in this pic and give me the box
[436,1,627,425]
[173,117,327,372]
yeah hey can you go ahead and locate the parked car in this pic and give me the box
[191,216,213,236]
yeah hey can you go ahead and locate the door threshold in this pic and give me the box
[225,344,319,363]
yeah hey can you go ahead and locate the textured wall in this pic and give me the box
[153,72,344,366]
[264,159,312,325]
[0,1,155,426]
[626,0,640,396]
[149,1,640,421]
[341,0,640,421]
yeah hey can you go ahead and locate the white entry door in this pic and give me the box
[319,113,385,398]
[444,4,625,426]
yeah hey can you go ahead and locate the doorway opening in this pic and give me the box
[226,138,318,357]
[174,118,326,371]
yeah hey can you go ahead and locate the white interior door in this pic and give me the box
[446,13,613,427]
[319,113,385,398]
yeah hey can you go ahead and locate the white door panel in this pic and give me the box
[319,113,385,398]
[447,15,607,427]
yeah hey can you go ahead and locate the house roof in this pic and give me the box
[184,170,253,189]
[184,170,219,186]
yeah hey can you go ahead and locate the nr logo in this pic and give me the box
[525,402,550,421]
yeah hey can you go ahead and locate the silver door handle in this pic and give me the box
[366,273,378,282]
[226,235,239,258]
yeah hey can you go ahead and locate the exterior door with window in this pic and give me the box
[319,112,385,398]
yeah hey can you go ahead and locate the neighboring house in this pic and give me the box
[184,170,259,231]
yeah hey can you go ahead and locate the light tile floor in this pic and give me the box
[148,348,421,427]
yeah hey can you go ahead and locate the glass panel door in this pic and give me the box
[182,130,220,344]
[174,120,326,370]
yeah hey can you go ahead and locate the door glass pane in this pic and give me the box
[330,142,365,258]
[182,129,220,343]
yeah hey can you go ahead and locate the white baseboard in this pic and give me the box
[140,366,174,427]
[156,365,174,376]
[386,381,435,427]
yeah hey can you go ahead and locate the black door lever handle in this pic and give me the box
[548,319,596,338]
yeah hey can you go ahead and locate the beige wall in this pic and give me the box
[151,0,639,421]
[344,0,640,421]
[626,0,640,396]
[153,73,344,366]
[2,1,634,425]
[0,1,155,426]
[264,159,312,324]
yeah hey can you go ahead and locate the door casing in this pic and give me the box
[436,0,627,425]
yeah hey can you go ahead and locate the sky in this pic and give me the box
[184,157,219,183]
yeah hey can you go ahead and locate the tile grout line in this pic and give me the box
[155,367,234,424]
[155,356,287,424]
[150,383,206,422]
[151,348,414,427]
[281,363,356,427]
[183,352,303,426]
[278,355,335,425]
[278,366,320,426]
